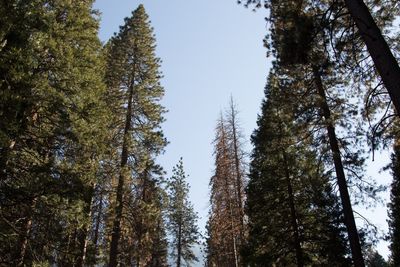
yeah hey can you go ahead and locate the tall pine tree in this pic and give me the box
[104,5,166,266]
[245,70,351,266]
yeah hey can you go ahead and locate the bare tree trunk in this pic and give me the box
[16,197,37,267]
[109,78,135,267]
[344,0,400,116]
[313,65,365,267]
[282,151,304,267]
[16,218,32,267]
[177,222,182,267]
[228,98,245,240]
[221,124,239,267]
[92,192,103,265]
[136,172,148,267]
[75,183,96,267]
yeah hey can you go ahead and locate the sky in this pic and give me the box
[93,0,392,263]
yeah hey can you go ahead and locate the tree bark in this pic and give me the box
[109,78,135,267]
[75,183,96,267]
[221,123,239,267]
[177,222,182,267]
[16,197,37,267]
[282,151,304,267]
[16,217,33,267]
[92,192,103,265]
[313,65,365,267]
[344,0,400,115]
[228,99,245,241]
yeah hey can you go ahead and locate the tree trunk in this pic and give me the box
[282,151,304,267]
[75,183,96,267]
[177,222,182,267]
[221,124,239,267]
[16,197,37,267]
[16,216,32,267]
[109,78,135,267]
[136,172,148,267]
[92,192,103,265]
[313,65,365,267]
[229,99,245,240]
[344,0,400,115]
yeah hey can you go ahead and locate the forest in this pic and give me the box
[0,0,399,266]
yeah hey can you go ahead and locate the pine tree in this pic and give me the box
[364,247,389,267]
[225,97,247,242]
[104,5,166,266]
[244,70,351,266]
[238,1,394,265]
[240,0,400,115]
[121,161,168,266]
[167,159,201,267]
[206,102,247,267]
[0,1,108,265]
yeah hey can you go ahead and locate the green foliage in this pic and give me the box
[103,5,167,266]
[0,1,108,265]
[388,141,400,266]
[364,247,389,267]
[244,70,351,266]
[167,158,201,266]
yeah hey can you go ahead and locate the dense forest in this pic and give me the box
[0,0,399,266]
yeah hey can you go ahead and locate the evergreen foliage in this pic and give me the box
[237,0,398,265]
[167,159,201,267]
[388,141,400,266]
[0,1,108,265]
[244,70,351,266]
[1,1,399,266]
[104,5,167,266]
[364,248,389,267]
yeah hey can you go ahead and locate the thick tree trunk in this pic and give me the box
[344,0,400,115]
[282,152,304,267]
[313,65,365,267]
[109,80,135,267]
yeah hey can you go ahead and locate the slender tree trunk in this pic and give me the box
[177,222,182,267]
[76,183,96,267]
[16,197,37,267]
[229,99,245,240]
[92,192,103,265]
[221,124,239,267]
[109,78,135,267]
[313,65,365,267]
[282,151,304,267]
[226,185,239,267]
[389,138,400,266]
[136,172,148,267]
[16,217,33,266]
[343,0,400,116]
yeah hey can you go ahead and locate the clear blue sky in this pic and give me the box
[93,0,391,262]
